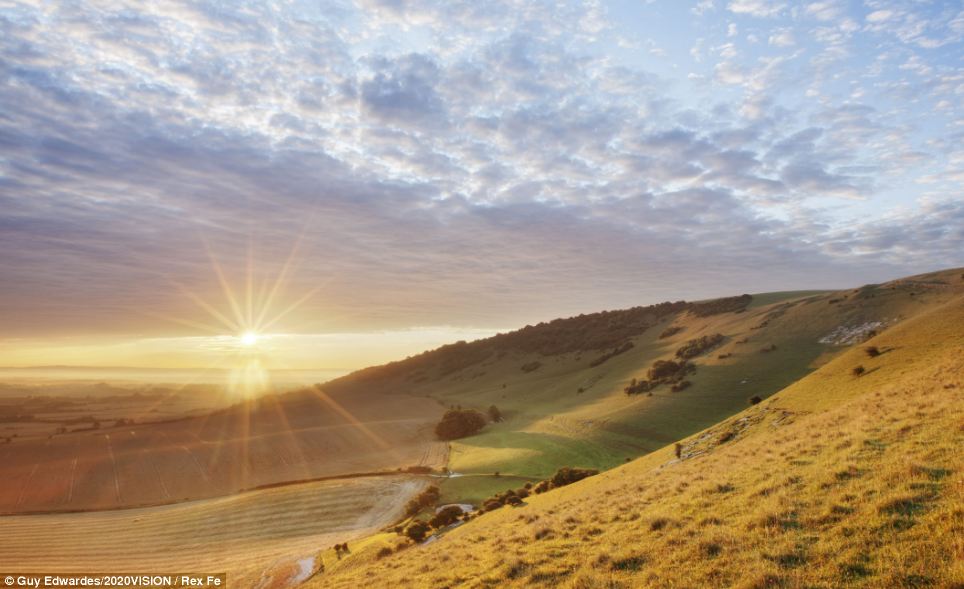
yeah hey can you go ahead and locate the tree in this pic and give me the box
[749,396,762,405]
[864,346,880,358]
[434,409,487,440]
[852,365,866,377]
[487,405,503,423]
[674,443,683,459]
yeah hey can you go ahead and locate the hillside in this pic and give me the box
[322,268,964,505]
[311,274,964,588]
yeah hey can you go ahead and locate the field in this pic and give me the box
[0,474,428,587]
[0,387,447,512]
[310,282,964,588]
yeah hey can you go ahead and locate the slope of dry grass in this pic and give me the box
[311,294,964,588]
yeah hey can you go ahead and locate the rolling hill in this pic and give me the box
[310,268,964,587]
[322,268,964,506]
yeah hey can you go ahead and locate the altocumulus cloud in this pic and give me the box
[0,0,961,338]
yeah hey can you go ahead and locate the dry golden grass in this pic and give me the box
[312,295,964,588]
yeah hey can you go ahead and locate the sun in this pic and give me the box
[239,331,259,347]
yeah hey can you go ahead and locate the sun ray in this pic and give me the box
[171,281,241,334]
[253,224,311,331]
[199,235,247,332]
[258,286,323,333]
[309,386,396,454]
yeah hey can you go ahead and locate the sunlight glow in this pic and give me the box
[240,331,259,347]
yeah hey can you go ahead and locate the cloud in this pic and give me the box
[0,0,959,343]
[727,0,785,18]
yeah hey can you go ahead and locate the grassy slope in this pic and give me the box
[323,269,964,505]
[313,285,964,588]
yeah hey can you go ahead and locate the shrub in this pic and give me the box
[759,344,777,353]
[589,341,635,367]
[852,365,866,377]
[674,443,683,459]
[376,546,393,559]
[659,326,683,339]
[520,361,542,373]
[864,346,880,358]
[434,409,487,440]
[430,505,464,528]
[749,396,763,405]
[689,294,752,317]
[648,359,691,381]
[404,521,430,542]
[670,380,691,392]
[483,499,504,512]
[675,334,725,359]
[487,405,503,422]
[404,486,440,517]
[550,467,598,488]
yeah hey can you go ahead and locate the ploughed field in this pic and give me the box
[0,475,426,587]
[0,388,446,513]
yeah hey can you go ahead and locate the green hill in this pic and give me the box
[322,268,964,505]
[311,267,964,588]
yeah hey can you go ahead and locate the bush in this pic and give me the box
[659,326,683,339]
[376,546,393,559]
[549,467,598,488]
[404,521,430,542]
[674,443,683,459]
[487,405,503,422]
[435,409,487,440]
[483,499,504,512]
[852,365,866,377]
[589,341,635,367]
[689,294,752,317]
[520,361,542,373]
[670,380,691,392]
[749,396,762,405]
[648,359,693,382]
[864,346,880,358]
[404,485,440,517]
[675,334,725,359]
[430,505,464,528]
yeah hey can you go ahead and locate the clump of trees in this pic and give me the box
[675,334,725,359]
[589,341,635,367]
[689,294,752,317]
[435,409,487,440]
[430,505,465,528]
[624,360,696,395]
[478,467,599,513]
[403,485,440,517]
[404,521,431,542]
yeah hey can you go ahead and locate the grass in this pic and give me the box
[310,286,964,588]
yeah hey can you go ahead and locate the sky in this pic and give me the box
[0,0,962,371]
